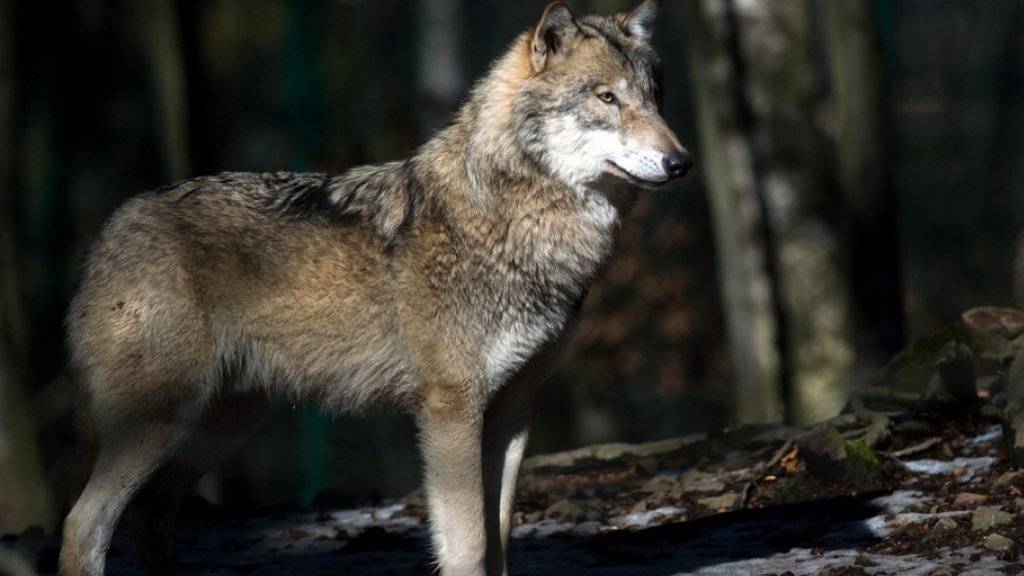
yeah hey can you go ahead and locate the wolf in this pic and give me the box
[58,1,691,575]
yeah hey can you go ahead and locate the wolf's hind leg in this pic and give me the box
[126,392,269,576]
[59,422,187,576]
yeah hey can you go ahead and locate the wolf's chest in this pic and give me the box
[480,251,600,388]
[483,312,569,387]
[476,192,619,387]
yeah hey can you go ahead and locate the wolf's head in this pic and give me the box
[512,0,692,190]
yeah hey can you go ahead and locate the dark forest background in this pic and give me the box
[2,0,1023,535]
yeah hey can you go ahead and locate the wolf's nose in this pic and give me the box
[664,152,693,179]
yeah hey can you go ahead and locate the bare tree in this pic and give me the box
[0,0,54,534]
[143,0,191,180]
[684,0,786,423]
[686,0,857,425]
[416,0,465,137]
[1016,232,1024,308]
[824,0,906,378]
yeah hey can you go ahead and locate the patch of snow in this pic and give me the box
[608,506,686,528]
[903,457,996,481]
[966,425,1003,447]
[872,490,927,514]
[256,502,421,543]
[509,519,576,539]
[860,490,976,538]
[670,547,996,576]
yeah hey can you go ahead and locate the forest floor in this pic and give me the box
[4,398,1023,576]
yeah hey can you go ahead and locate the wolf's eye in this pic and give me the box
[597,91,619,105]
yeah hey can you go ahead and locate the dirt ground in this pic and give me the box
[4,396,1023,576]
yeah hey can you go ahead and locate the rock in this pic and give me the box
[933,517,958,531]
[523,436,703,471]
[795,424,883,488]
[907,500,929,513]
[630,500,648,514]
[981,404,1003,417]
[952,493,987,507]
[698,493,740,511]
[1014,498,1024,513]
[871,323,970,396]
[678,469,726,494]
[961,307,1024,362]
[1007,348,1024,465]
[816,566,869,576]
[971,506,1013,531]
[927,342,977,402]
[993,470,1023,488]
[978,374,1008,398]
[640,475,680,497]
[544,499,584,522]
[982,533,1020,560]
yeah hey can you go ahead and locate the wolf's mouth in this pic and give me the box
[604,161,668,188]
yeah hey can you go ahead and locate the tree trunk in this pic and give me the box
[743,0,856,425]
[684,0,785,424]
[416,0,464,138]
[0,0,54,534]
[686,0,857,425]
[143,0,191,180]
[1016,231,1024,308]
[824,0,906,379]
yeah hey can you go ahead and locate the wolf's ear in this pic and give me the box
[531,2,581,73]
[617,0,659,42]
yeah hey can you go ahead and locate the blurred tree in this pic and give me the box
[144,0,191,180]
[416,0,465,137]
[176,0,217,176]
[686,0,856,425]
[684,0,785,423]
[0,0,54,534]
[1016,232,1024,307]
[892,0,1024,329]
[824,0,906,375]
[19,0,73,383]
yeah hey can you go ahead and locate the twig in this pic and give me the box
[886,437,942,459]
[853,386,924,410]
[875,450,908,469]
[861,411,892,448]
[740,437,796,509]
[849,392,893,449]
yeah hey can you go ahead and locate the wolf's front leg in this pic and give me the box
[482,379,541,576]
[418,385,488,576]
